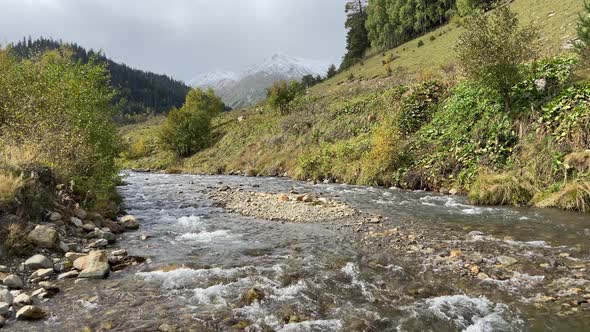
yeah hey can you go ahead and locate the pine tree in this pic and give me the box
[340,0,370,71]
[327,64,338,78]
[576,1,590,62]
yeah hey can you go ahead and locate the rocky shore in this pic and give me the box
[0,208,144,329]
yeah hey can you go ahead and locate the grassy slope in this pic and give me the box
[119,0,586,200]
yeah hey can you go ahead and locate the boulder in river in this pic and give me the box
[3,274,24,289]
[120,215,140,230]
[78,251,110,279]
[27,225,57,248]
[24,254,53,269]
[16,305,46,320]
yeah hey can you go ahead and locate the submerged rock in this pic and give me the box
[27,226,57,248]
[243,288,265,305]
[16,305,46,320]
[497,256,518,267]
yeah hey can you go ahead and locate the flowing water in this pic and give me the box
[10,172,590,331]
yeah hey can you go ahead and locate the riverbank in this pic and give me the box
[0,168,145,329]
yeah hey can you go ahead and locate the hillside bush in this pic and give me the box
[0,48,120,210]
[398,81,446,135]
[159,88,223,157]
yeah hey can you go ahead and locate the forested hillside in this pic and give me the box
[9,37,190,119]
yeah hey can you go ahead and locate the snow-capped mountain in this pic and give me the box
[190,53,332,109]
[188,70,240,90]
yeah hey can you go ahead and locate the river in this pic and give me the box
[10,172,590,331]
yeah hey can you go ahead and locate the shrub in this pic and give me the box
[1,222,32,256]
[535,181,590,212]
[159,88,223,157]
[455,5,539,112]
[398,81,446,135]
[0,171,23,206]
[0,48,120,210]
[267,80,304,115]
[429,35,436,42]
[468,171,534,206]
[417,40,425,48]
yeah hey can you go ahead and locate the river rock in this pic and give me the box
[27,225,57,248]
[87,239,108,249]
[0,302,9,316]
[95,229,116,243]
[111,249,127,257]
[0,316,5,327]
[0,266,7,273]
[80,223,96,232]
[57,271,79,280]
[54,261,72,273]
[3,275,23,289]
[16,305,46,320]
[65,252,87,263]
[78,251,110,279]
[73,255,90,270]
[103,220,125,234]
[0,289,12,305]
[243,288,265,305]
[71,217,83,228]
[30,268,54,279]
[278,194,289,202]
[13,293,32,306]
[120,215,139,230]
[38,282,59,292]
[74,208,87,220]
[48,212,62,222]
[302,195,314,203]
[24,254,53,269]
[497,256,518,266]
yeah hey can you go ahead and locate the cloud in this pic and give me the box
[0,0,347,82]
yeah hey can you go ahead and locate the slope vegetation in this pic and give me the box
[120,0,589,212]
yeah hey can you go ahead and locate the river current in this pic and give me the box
[10,172,590,331]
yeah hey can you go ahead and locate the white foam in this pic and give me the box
[177,229,235,242]
[137,266,256,289]
[341,262,375,302]
[425,295,520,331]
[176,215,203,228]
[484,273,545,292]
[278,319,343,332]
[192,284,229,307]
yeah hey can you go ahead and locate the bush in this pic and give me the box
[398,81,446,135]
[267,80,304,115]
[468,171,534,206]
[0,171,23,207]
[0,48,120,210]
[417,40,425,48]
[535,181,590,212]
[429,35,436,42]
[159,88,223,157]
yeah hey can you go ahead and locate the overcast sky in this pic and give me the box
[0,0,348,82]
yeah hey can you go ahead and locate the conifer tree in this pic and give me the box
[576,1,590,63]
